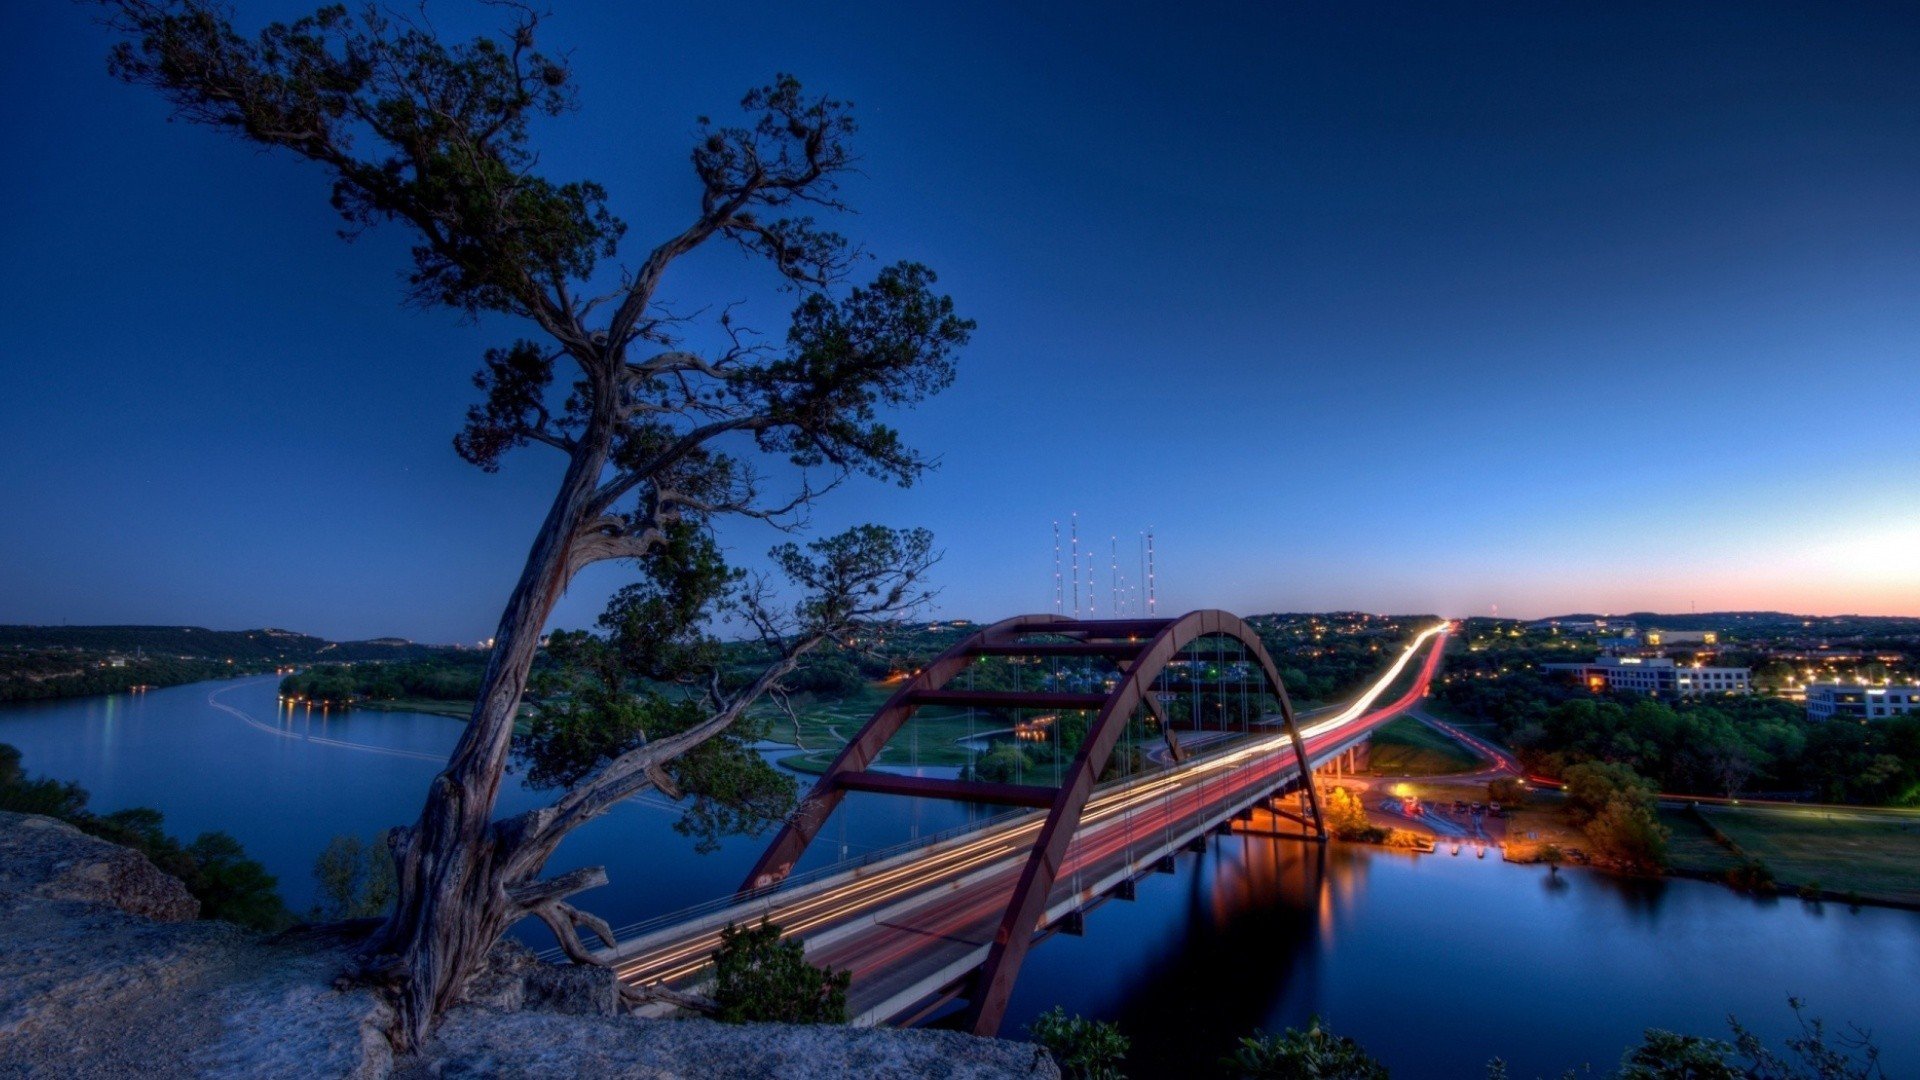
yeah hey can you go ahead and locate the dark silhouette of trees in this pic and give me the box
[100,0,969,1046]
[1,743,290,928]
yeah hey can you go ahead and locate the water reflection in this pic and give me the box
[1002,830,1920,1079]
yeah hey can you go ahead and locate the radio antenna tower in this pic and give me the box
[1070,514,1081,618]
[1110,536,1120,615]
[1146,529,1157,615]
[1052,521,1063,614]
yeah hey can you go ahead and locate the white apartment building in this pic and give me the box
[1541,656,1750,698]
[1804,683,1920,721]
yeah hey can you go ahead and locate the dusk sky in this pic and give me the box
[4,2,1919,642]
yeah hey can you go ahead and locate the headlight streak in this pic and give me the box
[616,622,1450,992]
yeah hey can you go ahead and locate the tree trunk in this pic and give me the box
[366,413,610,1051]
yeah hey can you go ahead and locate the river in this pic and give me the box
[3,675,1916,1077]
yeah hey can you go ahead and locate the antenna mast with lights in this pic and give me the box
[1069,514,1081,618]
[1051,521,1063,614]
[1146,529,1157,615]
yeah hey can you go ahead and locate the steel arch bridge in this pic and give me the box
[741,609,1328,1034]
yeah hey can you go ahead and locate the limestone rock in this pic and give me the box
[0,809,199,921]
[0,812,1057,1079]
[459,938,623,1018]
[406,1010,1061,1080]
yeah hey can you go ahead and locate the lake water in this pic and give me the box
[4,675,1916,1077]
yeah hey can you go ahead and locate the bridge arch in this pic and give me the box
[742,610,1326,1036]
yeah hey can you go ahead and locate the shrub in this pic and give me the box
[1562,761,1655,825]
[711,918,848,1024]
[184,831,291,929]
[311,833,398,920]
[1028,1007,1128,1080]
[1617,1029,1741,1079]
[1583,793,1669,873]
[1322,787,1375,840]
[1224,1017,1389,1079]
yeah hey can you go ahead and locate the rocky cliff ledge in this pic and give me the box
[0,811,1058,1079]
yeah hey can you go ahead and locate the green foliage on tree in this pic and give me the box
[312,834,399,920]
[1224,1017,1390,1079]
[966,743,1038,784]
[1616,1030,1742,1079]
[1027,1007,1129,1080]
[1322,786,1370,837]
[183,830,292,929]
[1616,999,1886,1080]
[0,746,291,930]
[710,919,848,1025]
[1563,761,1669,872]
[280,656,488,707]
[0,744,89,818]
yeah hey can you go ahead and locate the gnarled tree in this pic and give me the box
[100,0,971,1048]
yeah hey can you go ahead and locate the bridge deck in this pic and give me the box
[601,625,1450,1025]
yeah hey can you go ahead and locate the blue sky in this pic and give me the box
[3,2,1918,641]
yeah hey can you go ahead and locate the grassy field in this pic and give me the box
[1673,804,1920,905]
[1415,698,1509,740]
[1365,716,1483,776]
[1658,808,1748,877]
[749,681,1018,769]
[358,697,471,719]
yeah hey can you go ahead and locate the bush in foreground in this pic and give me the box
[1028,1007,1128,1080]
[711,918,849,1024]
[312,833,398,920]
[1225,1017,1389,1080]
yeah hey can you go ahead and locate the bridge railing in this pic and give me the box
[534,800,1041,962]
[535,709,1331,965]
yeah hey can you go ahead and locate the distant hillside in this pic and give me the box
[1530,611,1920,636]
[0,625,471,705]
[0,625,457,663]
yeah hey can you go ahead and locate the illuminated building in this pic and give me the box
[1804,682,1920,721]
[1541,656,1749,697]
[1645,628,1717,646]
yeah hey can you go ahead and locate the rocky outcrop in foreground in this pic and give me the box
[0,811,199,920]
[0,811,1056,1079]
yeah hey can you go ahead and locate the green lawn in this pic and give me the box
[1365,716,1483,776]
[750,681,1011,769]
[1659,808,1747,877]
[1679,805,1920,906]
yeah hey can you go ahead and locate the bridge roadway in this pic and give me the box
[600,622,1452,1026]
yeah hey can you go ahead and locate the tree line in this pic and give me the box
[0,743,289,930]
